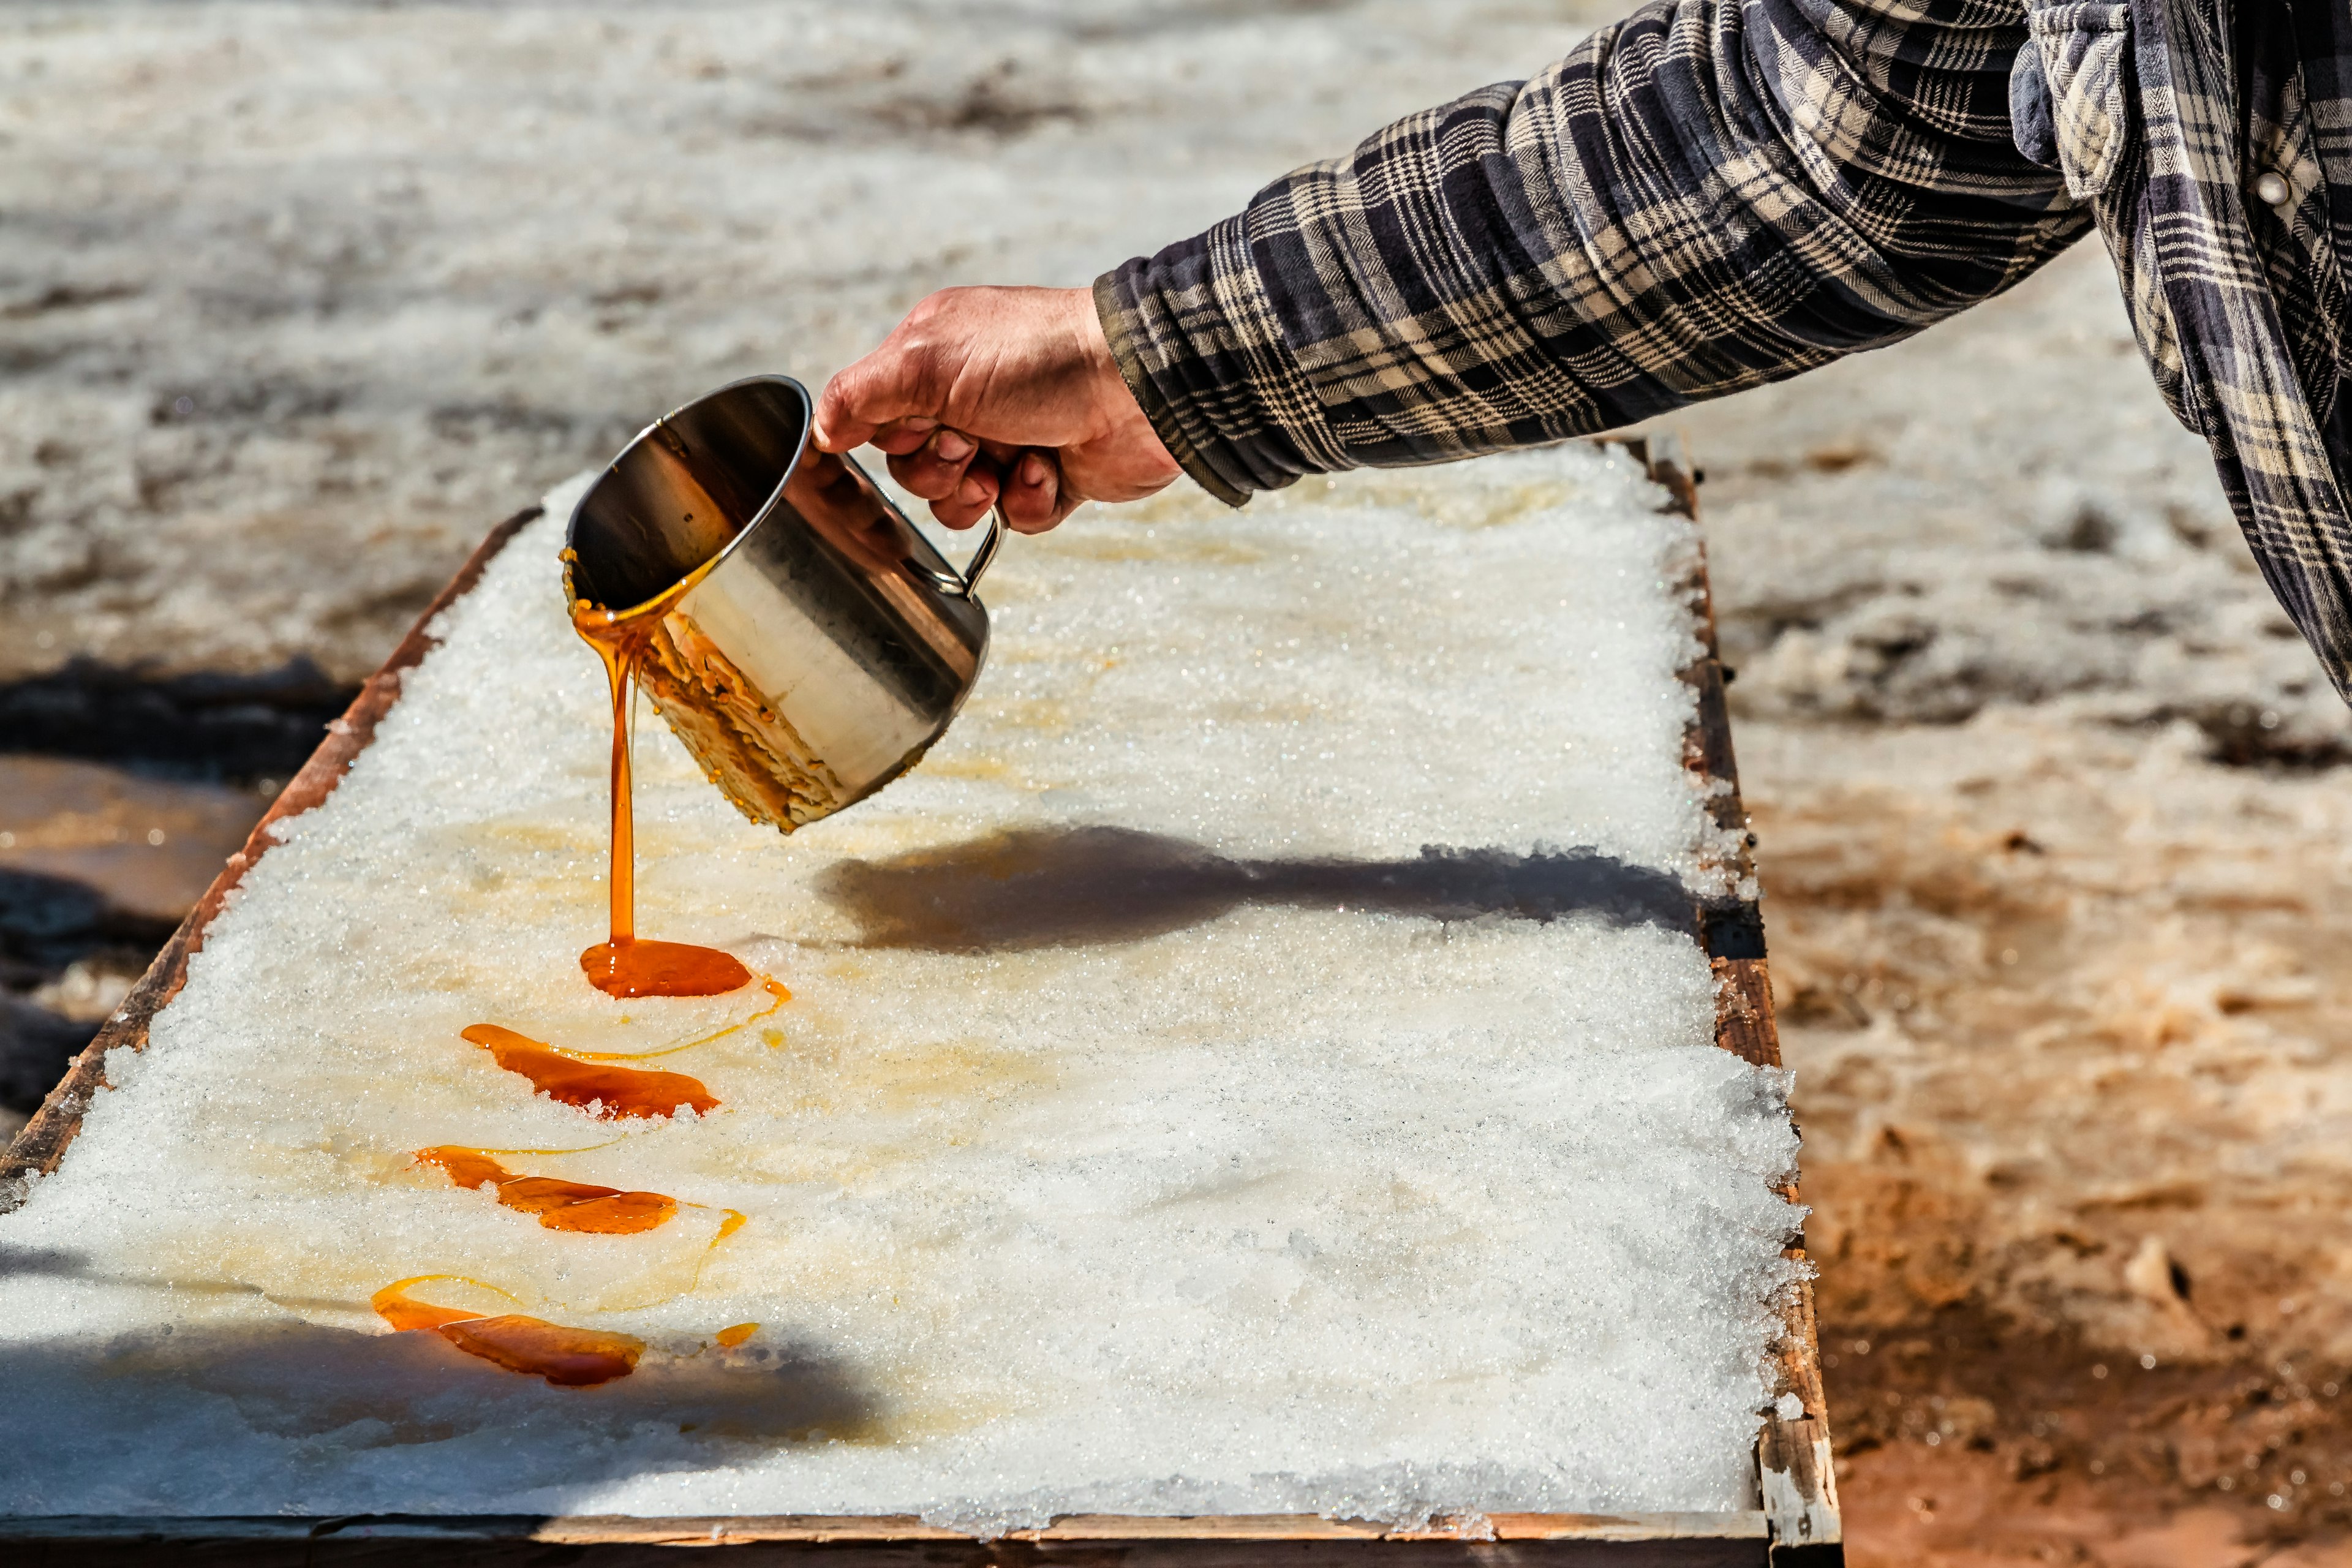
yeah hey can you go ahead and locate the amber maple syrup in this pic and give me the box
[568,568,752,1000]
[414,1147,679,1234]
[461,1023,719,1118]
[382,557,798,1386]
[372,1278,644,1387]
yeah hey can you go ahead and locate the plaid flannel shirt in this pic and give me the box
[1097,0,2352,704]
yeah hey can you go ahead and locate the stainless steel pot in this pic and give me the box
[563,374,1001,832]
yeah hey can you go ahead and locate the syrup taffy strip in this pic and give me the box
[372,1276,644,1387]
[462,1023,719,1117]
[413,1147,679,1234]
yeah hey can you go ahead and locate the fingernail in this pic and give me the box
[934,429,974,461]
[1019,453,1049,486]
[957,474,989,505]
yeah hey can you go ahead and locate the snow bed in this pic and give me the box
[0,444,1802,1529]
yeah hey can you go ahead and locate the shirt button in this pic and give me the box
[2255,171,2291,206]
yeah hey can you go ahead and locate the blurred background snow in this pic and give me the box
[1,1,2347,1560]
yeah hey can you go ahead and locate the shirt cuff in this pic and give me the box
[1093,215,1345,508]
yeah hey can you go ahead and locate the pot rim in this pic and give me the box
[562,372,813,617]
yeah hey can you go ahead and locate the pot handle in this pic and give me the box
[907,503,1006,601]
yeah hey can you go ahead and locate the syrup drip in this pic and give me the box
[462,1022,719,1118]
[372,1278,644,1388]
[414,1147,679,1234]
[555,977,791,1063]
[378,557,788,1387]
[569,568,751,1000]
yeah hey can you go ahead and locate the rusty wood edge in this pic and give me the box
[1610,433,1842,1566]
[0,459,1823,1562]
[0,506,545,1205]
[0,1510,1768,1548]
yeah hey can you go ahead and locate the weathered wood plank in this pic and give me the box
[1618,435,1842,1567]
[0,1512,1771,1567]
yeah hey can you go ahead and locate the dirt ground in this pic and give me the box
[1749,715,2352,1565]
[1673,260,2352,1562]
[4,3,2350,1559]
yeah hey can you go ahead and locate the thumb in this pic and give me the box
[813,342,940,454]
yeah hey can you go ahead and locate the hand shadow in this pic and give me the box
[817,825,1695,953]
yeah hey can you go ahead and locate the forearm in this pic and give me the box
[1099,0,2095,505]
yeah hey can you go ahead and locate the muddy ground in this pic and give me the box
[2,4,2346,1561]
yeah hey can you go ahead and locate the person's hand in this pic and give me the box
[813,285,1181,534]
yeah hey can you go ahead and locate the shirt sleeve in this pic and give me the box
[1095,0,2097,506]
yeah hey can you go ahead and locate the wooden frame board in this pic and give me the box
[0,440,1841,1566]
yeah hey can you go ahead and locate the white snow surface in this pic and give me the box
[0,447,1802,1526]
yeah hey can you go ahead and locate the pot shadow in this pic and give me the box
[818,824,1695,953]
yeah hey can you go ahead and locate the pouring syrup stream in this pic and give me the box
[568,565,752,999]
[383,546,794,1388]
